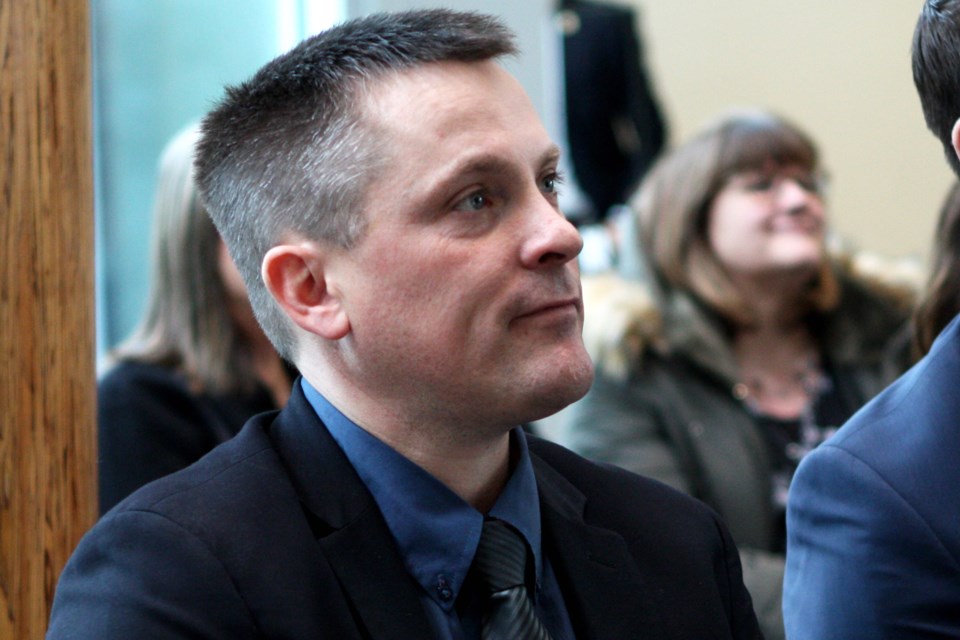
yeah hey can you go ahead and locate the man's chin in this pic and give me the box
[521,358,595,423]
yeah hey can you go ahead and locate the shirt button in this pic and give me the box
[436,575,453,601]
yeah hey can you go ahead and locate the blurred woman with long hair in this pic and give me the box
[560,110,915,640]
[98,126,294,513]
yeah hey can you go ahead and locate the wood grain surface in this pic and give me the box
[0,0,97,637]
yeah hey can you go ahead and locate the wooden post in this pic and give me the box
[0,0,97,637]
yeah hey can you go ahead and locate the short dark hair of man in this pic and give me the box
[194,9,517,361]
[913,0,960,177]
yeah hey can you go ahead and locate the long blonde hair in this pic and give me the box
[111,126,260,394]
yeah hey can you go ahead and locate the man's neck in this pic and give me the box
[302,368,514,512]
[378,426,512,513]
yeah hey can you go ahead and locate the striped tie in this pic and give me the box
[472,517,554,640]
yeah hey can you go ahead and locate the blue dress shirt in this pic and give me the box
[302,379,575,640]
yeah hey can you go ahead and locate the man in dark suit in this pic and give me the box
[48,10,760,639]
[783,1,960,636]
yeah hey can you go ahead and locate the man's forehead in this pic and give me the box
[361,59,516,120]
[355,57,556,197]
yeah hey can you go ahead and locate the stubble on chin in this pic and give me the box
[523,346,595,423]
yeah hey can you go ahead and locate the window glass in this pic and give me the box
[93,0,344,357]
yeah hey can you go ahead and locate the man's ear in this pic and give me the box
[951,118,960,163]
[262,243,350,340]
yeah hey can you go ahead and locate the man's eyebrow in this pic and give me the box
[437,145,563,184]
[541,145,561,168]
[446,154,513,178]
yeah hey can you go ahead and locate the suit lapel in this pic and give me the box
[269,386,435,640]
[532,454,667,639]
[318,507,436,640]
[271,387,668,639]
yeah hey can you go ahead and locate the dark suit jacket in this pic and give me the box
[49,385,760,639]
[560,0,666,221]
[784,315,960,638]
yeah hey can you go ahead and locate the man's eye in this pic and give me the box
[542,171,564,194]
[454,191,488,212]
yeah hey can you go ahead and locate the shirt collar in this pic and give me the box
[301,379,543,610]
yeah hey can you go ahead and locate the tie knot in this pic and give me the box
[474,518,529,592]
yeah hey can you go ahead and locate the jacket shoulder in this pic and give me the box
[50,413,327,639]
[825,252,919,366]
[528,435,719,527]
[98,359,190,399]
[833,249,921,312]
[830,250,919,336]
[107,412,288,519]
[581,249,920,379]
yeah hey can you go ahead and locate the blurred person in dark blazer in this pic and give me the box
[555,0,666,226]
[97,125,293,513]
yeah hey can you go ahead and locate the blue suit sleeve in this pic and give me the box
[784,444,959,639]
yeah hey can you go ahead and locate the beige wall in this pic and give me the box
[633,0,951,264]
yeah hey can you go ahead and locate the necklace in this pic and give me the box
[733,358,825,418]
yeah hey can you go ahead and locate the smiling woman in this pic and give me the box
[558,109,918,640]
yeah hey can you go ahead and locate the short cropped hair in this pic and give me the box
[195,9,516,360]
[634,110,838,326]
[913,0,960,177]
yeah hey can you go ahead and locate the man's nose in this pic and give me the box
[519,197,583,269]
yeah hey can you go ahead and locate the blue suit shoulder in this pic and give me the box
[784,315,960,639]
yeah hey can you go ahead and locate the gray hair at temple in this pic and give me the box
[194,9,517,360]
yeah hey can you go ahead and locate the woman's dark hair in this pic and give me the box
[914,180,960,355]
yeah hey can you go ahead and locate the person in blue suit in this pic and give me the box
[48,10,761,639]
[783,2,960,636]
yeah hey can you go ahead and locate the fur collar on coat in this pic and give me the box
[581,249,920,384]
